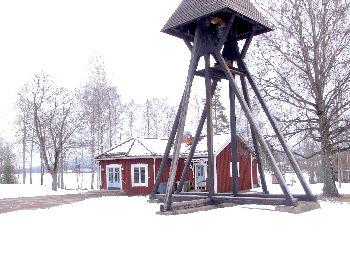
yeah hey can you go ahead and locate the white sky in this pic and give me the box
[0,0,201,142]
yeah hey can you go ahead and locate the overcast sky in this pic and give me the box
[0,0,207,141]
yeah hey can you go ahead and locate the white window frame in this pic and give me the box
[230,162,240,178]
[106,164,123,190]
[131,164,148,187]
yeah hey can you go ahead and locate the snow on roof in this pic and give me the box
[95,138,170,159]
[95,133,250,160]
[181,133,232,157]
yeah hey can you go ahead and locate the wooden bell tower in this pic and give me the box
[151,0,316,212]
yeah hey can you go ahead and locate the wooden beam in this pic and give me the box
[229,83,239,196]
[205,53,215,197]
[184,39,193,51]
[151,91,185,197]
[217,15,235,50]
[239,74,269,194]
[163,26,201,211]
[176,80,218,193]
[212,49,295,205]
[237,58,316,201]
[240,29,255,58]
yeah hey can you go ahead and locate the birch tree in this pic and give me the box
[81,56,123,177]
[141,97,176,138]
[15,91,32,184]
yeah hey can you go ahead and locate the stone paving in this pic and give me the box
[0,190,124,214]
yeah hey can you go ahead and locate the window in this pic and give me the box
[131,164,148,187]
[229,162,240,178]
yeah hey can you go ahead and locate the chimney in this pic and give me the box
[182,131,193,145]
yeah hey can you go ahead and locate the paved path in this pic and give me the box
[0,190,124,214]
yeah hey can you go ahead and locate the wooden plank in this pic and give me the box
[237,58,316,201]
[160,198,214,212]
[183,39,193,51]
[212,195,298,206]
[151,93,184,197]
[211,48,295,206]
[205,53,215,197]
[175,192,316,202]
[163,25,201,211]
[217,15,235,50]
[240,29,254,58]
[176,80,218,193]
[239,73,269,194]
[195,67,245,80]
[229,83,239,195]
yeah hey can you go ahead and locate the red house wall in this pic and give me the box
[216,138,257,193]
[100,157,193,195]
[99,139,257,195]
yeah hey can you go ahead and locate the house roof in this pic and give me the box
[95,134,253,160]
[162,0,272,39]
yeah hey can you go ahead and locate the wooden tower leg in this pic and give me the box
[239,75,269,194]
[204,54,215,197]
[163,29,201,211]
[229,83,239,196]
[176,80,218,193]
[151,92,185,197]
[213,51,295,205]
[237,58,316,201]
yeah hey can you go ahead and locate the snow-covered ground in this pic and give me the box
[1,172,349,262]
[2,171,350,199]
[255,177,350,195]
[0,184,90,199]
[0,172,98,199]
[14,172,98,190]
[0,194,349,262]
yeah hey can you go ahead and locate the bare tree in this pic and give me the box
[21,72,82,190]
[141,97,177,138]
[81,56,122,188]
[253,0,350,196]
[15,93,32,184]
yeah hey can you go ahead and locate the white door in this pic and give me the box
[106,165,122,189]
[194,164,206,191]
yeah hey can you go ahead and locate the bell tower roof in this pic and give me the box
[162,0,273,40]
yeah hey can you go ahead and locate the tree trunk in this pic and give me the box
[91,173,94,189]
[22,127,27,184]
[320,144,339,196]
[60,157,64,189]
[40,152,44,185]
[29,135,34,184]
[51,172,58,191]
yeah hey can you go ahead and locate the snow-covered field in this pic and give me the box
[1,173,349,262]
[14,172,98,190]
[0,195,349,262]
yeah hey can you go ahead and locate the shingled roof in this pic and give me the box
[162,0,272,39]
[95,134,254,160]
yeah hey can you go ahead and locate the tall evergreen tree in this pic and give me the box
[204,85,229,135]
[0,158,17,184]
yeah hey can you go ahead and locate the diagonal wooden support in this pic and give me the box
[204,53,215,197]
[151,91,185,197]
[239,74,269,194]
[237,58,316,201]
[176,80,218,193]
[217,15,235,50]
[240,29,254,58]
[212,50,295,205]
[230,32,269,194]
[163,27,202,211]
[229,83,239,196]
[183,39,193,51]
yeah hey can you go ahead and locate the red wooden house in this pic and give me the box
[95,134,260,195]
